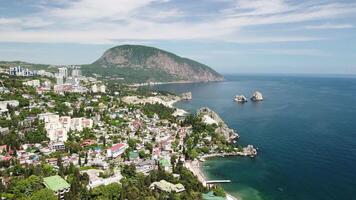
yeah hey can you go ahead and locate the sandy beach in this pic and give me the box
[185,160,241,200]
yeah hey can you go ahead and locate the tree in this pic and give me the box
[213,186,226,197]
[78,156,82,166]
[121,164,136,178]
[9,175,44,198]
[29,188,57,200]
[90,183,121,199]
[128,138,137,149]
[84,152,88,165]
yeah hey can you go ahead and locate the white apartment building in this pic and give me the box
[23,79,40,87]
[100,85,106,93]
[0,100,20,113]
[56,75,64,85]
[38,113,93,143]
[91,84,98,93]
[58,67,68,78]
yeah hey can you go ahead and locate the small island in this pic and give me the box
[251,91,263,101]
[234,95,248,103]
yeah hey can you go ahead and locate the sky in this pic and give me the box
[0,0,356,74]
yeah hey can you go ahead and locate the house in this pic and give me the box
[106,143,128,158]
[81,169,122,189]
[128,151,139,161]
[136,159,156,174]
[23,80,40,87]
[0,100,19,113]
[0,145,7,154]
[0,127,9,135]
[149,180,185,193]
[43,175,70,200]
[159,158,172,172]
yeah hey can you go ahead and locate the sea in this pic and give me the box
[153,74,356,200]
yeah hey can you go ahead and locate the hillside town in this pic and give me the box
[0,65,256,200]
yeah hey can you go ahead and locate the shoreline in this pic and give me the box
[128,79,224,87]
[123,92,250,200]
[171,95,251,200]
[185,160,241,200]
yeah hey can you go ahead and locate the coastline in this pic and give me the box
[127,91,247,200]
[185,160,241,200]
[171,95,246,200]
[128,79,224,87]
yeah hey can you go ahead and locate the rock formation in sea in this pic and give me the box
[251,91,263,101]
[234,95,248,103]
[197,107,239,141]
[180,92,192,100]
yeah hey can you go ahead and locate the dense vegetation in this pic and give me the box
[182,115,236,159]
[142,103,175,121]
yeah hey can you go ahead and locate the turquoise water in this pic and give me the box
[154,75,356,200]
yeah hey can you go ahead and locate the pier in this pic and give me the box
[205,180,231,184]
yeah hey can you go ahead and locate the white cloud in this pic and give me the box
[305,23,353,29]
[0,0,355,44]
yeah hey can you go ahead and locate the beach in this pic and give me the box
[185,160,241,200]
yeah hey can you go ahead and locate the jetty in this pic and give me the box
[206,180,231,184]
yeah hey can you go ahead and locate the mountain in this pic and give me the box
[82,45,223,83]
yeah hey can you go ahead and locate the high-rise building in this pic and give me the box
[71,69,81,77]
[9,66,35,76]
[56,76,63,85]
[58,67,68,78]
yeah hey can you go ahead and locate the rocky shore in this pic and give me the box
[197,107,239,141]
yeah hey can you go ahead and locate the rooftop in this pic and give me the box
[43,175,70,192]
[109,143,127,151]
[150,180,185,193]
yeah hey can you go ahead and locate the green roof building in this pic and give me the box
[43,175,70,199]
[149,180,185,193]
[159,158,172,172]
[129,151,139,161]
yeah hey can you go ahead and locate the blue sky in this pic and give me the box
[0,0,356,74]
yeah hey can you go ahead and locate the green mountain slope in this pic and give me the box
[81,45,223,83]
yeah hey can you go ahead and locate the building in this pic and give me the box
[128,151,139,161]
[107,143,128,158]
[81,169,122,189]
[71,68,81,77]
[9,66,35,76]
[65,77,80,86]
[43,175,70,200]
[56,75,64,85]
[23,79,40,87]
[91,84,98,93]
[100,85,106,93]
[0,100,19,113]
[149,180,185,193]
[136,159,156,174]
[159,158,172,172]
[58,67,68,78]
[38,113,93,143]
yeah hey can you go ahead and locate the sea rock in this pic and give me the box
[242,145,258,157]
[251,91,263,101]
[234,95,247,103]
[180,92,192,100]
[197,107,239,141]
